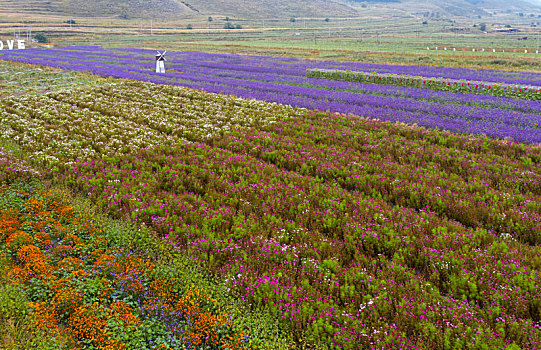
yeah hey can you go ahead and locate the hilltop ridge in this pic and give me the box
[0,0,539,19]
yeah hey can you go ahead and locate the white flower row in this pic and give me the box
[0,80,304,168]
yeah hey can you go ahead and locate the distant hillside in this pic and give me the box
[0,0,539,19]
[0,0,358,19]
[0,0,62,16]
[62,0,187,19]
[178,0,359,18]
[374,0,541,17]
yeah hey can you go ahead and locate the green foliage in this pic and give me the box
[307,68,541,100]
[34,33,49,44]
[0,255,65,349]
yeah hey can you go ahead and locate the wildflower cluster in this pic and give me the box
[0,184,248,349]
[0,147,40,184]
[0,64,539,348]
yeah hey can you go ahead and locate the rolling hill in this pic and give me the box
[0,0,539,19]
[374,0,541,17]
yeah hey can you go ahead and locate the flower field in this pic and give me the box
[0,76,540,348]
[1,46,540,143]
[0,147,290,349]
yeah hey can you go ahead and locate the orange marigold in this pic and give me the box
[25,198,44,213]
[52,287,83,319]
[6,230,33,247]
[17,244,45,265]
[0,211,19,237]
[28,301,60,331]
[93,254,118,273]
[68,303,108,342]
[109,301,141,328]
[17,244,52,276]
[58,206,75,221]
[8,266,29,282]
[34,231,52,249]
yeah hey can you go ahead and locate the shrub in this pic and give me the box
[34,33,49,44]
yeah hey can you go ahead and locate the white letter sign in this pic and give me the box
[0,40,26,50]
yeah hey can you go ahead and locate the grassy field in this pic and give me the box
[0,61,111,97]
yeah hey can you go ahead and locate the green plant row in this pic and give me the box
[306,69,541,100]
